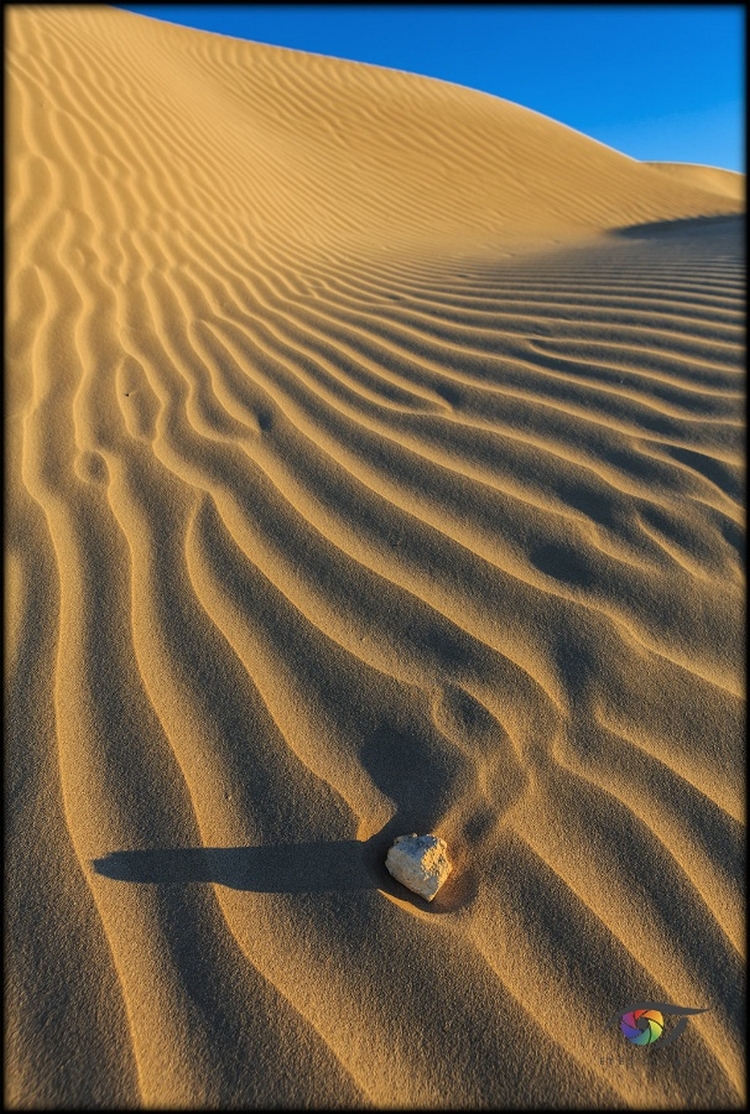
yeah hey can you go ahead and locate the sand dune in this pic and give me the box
[6,5,745,1108]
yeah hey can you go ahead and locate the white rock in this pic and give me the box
[385,833,452,901]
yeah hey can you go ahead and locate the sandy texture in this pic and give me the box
[6,5,745,1109]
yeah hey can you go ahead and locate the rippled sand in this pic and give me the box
[6,6,745,1108]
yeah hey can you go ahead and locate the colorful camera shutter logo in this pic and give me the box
[620,1008,664,1045]
[607,1001,710,1050]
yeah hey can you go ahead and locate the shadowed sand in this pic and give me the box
[6,6,745,1109]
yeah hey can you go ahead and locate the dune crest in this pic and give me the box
[6,5,744,1109]
[645,162,744,201]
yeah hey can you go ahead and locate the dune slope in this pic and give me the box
[6,5,744,1109]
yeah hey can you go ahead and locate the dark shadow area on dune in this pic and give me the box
[657,444,744,503]
[713,514,746,563]
[356,719,491,911]
[610,213,744,242]
[528,540,596,589]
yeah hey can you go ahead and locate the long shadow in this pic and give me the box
[93,840,380,892]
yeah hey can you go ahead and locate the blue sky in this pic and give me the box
[116,5,744,172]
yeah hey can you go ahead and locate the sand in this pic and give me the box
[5,5,745,1108]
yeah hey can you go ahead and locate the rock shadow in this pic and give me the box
[93,841,378,892]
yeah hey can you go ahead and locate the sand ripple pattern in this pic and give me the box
[6,7,744,1108]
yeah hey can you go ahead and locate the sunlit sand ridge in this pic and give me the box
[6,5,744,1108]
